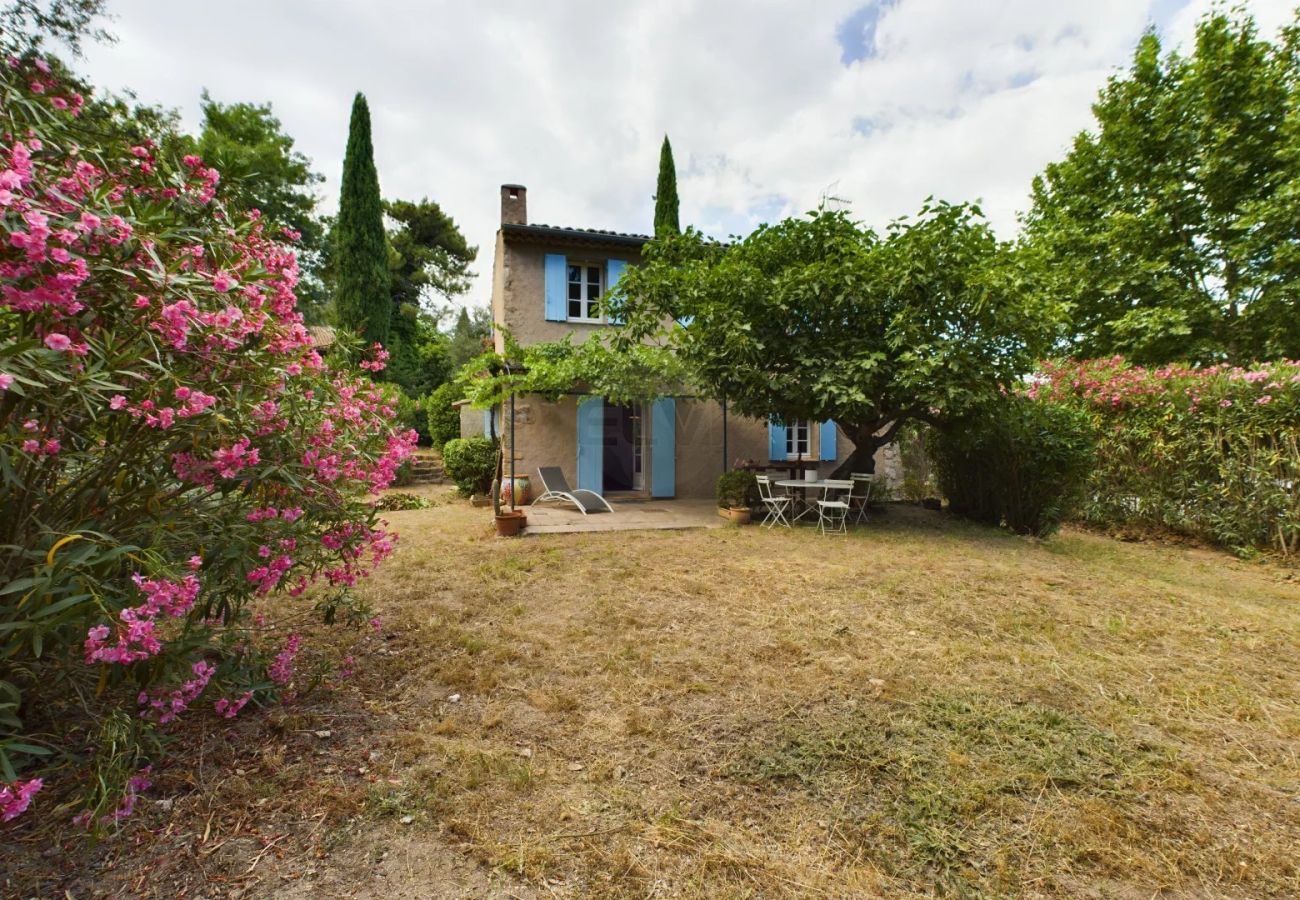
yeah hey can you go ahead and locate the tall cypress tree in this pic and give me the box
[333,92,390,346]
[653,134,680,237]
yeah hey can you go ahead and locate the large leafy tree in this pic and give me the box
[333,92,390,346]
[191,93,329,320]
[609,203,1057,475]
[654,134,680,237]
[1021,9,1300,364]
[448,306,493,371]
[381,198,476,396]
[385,197,476,311]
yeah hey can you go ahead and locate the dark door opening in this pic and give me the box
[602,402,642,492]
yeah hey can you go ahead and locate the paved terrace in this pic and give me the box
[521,498,725,534]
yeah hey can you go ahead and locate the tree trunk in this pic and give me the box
[828,416,916,480]
[828,424,886,479]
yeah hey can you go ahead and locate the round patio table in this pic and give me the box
[776,479,845,524]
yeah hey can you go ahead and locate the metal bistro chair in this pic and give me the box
[848,473,876,525]
[816,479,853,535]
[756,475,792,529]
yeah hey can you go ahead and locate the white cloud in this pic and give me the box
[75,0,1297,312]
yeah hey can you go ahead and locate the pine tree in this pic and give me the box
[653,135,680,237]
[333,92,391,346]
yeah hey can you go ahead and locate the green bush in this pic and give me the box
[442,436,497,496]
[932,396,1096,537]
[716,469,760,509]
[1035,358,1300,554]
[425,381,462,449]
[393,388,430,446]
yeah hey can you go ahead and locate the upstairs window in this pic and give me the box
[567,262,604,322]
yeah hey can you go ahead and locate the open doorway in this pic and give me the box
[602,401,644,492]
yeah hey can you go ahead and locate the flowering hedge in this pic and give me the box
[0,55,414,826]
[1033,358,1300,554]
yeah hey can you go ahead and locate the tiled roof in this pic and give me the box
[307,324,337,348]
[502,222,650,247]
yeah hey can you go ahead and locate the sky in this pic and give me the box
[76,0,1296,313]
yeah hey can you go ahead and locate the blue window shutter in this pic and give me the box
[651,398,676,498]
[544,253,567,322]
[819,420,837,461]
[606,259,627,324]
[576,396,603,493]
[768,418,785,460]
[483,408,491,438]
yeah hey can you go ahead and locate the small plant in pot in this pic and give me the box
[716,469,760,524]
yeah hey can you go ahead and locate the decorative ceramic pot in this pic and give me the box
[500,476,531,507]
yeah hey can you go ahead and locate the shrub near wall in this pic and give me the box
[932,395,1096,537]
[424,381,461,449]
[442,436,496,496]
[1034,358,1300,554]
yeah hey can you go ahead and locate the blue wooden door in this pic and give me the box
[576,396,603,492]
[651,398,676,498]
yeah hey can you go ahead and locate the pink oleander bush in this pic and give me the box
[0,54,415,828]
[1033,357,1300,554]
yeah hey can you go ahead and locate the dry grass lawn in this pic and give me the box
[6,492,1298,898]
[342,494,1300,897]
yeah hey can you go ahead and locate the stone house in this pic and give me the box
[460,184,899,500]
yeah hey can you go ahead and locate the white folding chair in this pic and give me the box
[816,479,852,535]
[848,473,875,525]
[756,475,792,529]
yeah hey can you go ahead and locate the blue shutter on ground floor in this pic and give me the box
[651,398,676,498]
[606,259,628,324]
[768,419,785,460]
[544,253,567,322]
[576,396,603,493]
[819,420,837,461]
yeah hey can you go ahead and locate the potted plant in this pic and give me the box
[716,469,760,524]
[490,439,526,536]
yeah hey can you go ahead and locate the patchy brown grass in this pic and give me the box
[5,491,1299,898]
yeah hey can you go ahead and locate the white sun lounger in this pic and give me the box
[532,467,615,515]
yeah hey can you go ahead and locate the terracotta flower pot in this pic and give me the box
[494,509,527,537]
[727,507,752,525]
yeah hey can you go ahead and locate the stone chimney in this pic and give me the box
[501,184,527,225]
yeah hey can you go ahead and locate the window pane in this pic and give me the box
[587,266,600,285]
[569,300,581,318]
[568,265,580,283]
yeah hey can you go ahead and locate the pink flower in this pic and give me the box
[109,394,127,410]
[0,373,12,391]
[1256,395,1272,405]
[44,333,72,351]
[0,778,42,822]
[21,439,39,453]
[212,272,237,293]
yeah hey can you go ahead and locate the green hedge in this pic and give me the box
[442,436,497,496]
[393,388,430,446]
[932,396,1096,538]
[424,382,462,449]
[1036,358,1300,554]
